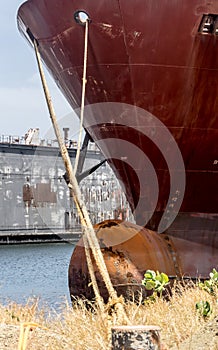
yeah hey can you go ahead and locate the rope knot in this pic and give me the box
[105,295,125,314]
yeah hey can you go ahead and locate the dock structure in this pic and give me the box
[0,228,82,245]
[0,133,134,244]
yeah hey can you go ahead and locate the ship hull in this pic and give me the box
[17,1,218,276]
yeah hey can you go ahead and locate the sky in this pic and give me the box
[0,1,78,140]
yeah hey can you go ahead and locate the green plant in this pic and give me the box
[198,268,218,295]
[142,270,169,298]
[196,300,212,318]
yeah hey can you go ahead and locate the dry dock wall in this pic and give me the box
[0,142,103,241]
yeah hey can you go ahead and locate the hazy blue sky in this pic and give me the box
[0,1,76,139]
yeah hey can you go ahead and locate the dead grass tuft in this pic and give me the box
[0,281,217,349]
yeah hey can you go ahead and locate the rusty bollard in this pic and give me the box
[111,325,161,350]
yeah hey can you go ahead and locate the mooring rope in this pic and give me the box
[75,199,104,312]
[32,28,129,324]
[74,20,89,175]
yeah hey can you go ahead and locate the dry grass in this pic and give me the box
[0,281,217,349]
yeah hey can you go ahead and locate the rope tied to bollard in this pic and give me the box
[28,16,167,350]
[32,19,130,326]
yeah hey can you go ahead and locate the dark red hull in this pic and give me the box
[17,1,218,278]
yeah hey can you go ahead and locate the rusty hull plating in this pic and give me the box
[69,220,218,301]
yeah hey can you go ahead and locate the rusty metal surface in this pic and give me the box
[23,183,57,205]
[168,235,218,279]
[69,220,172,301]
[69,219,218,301]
